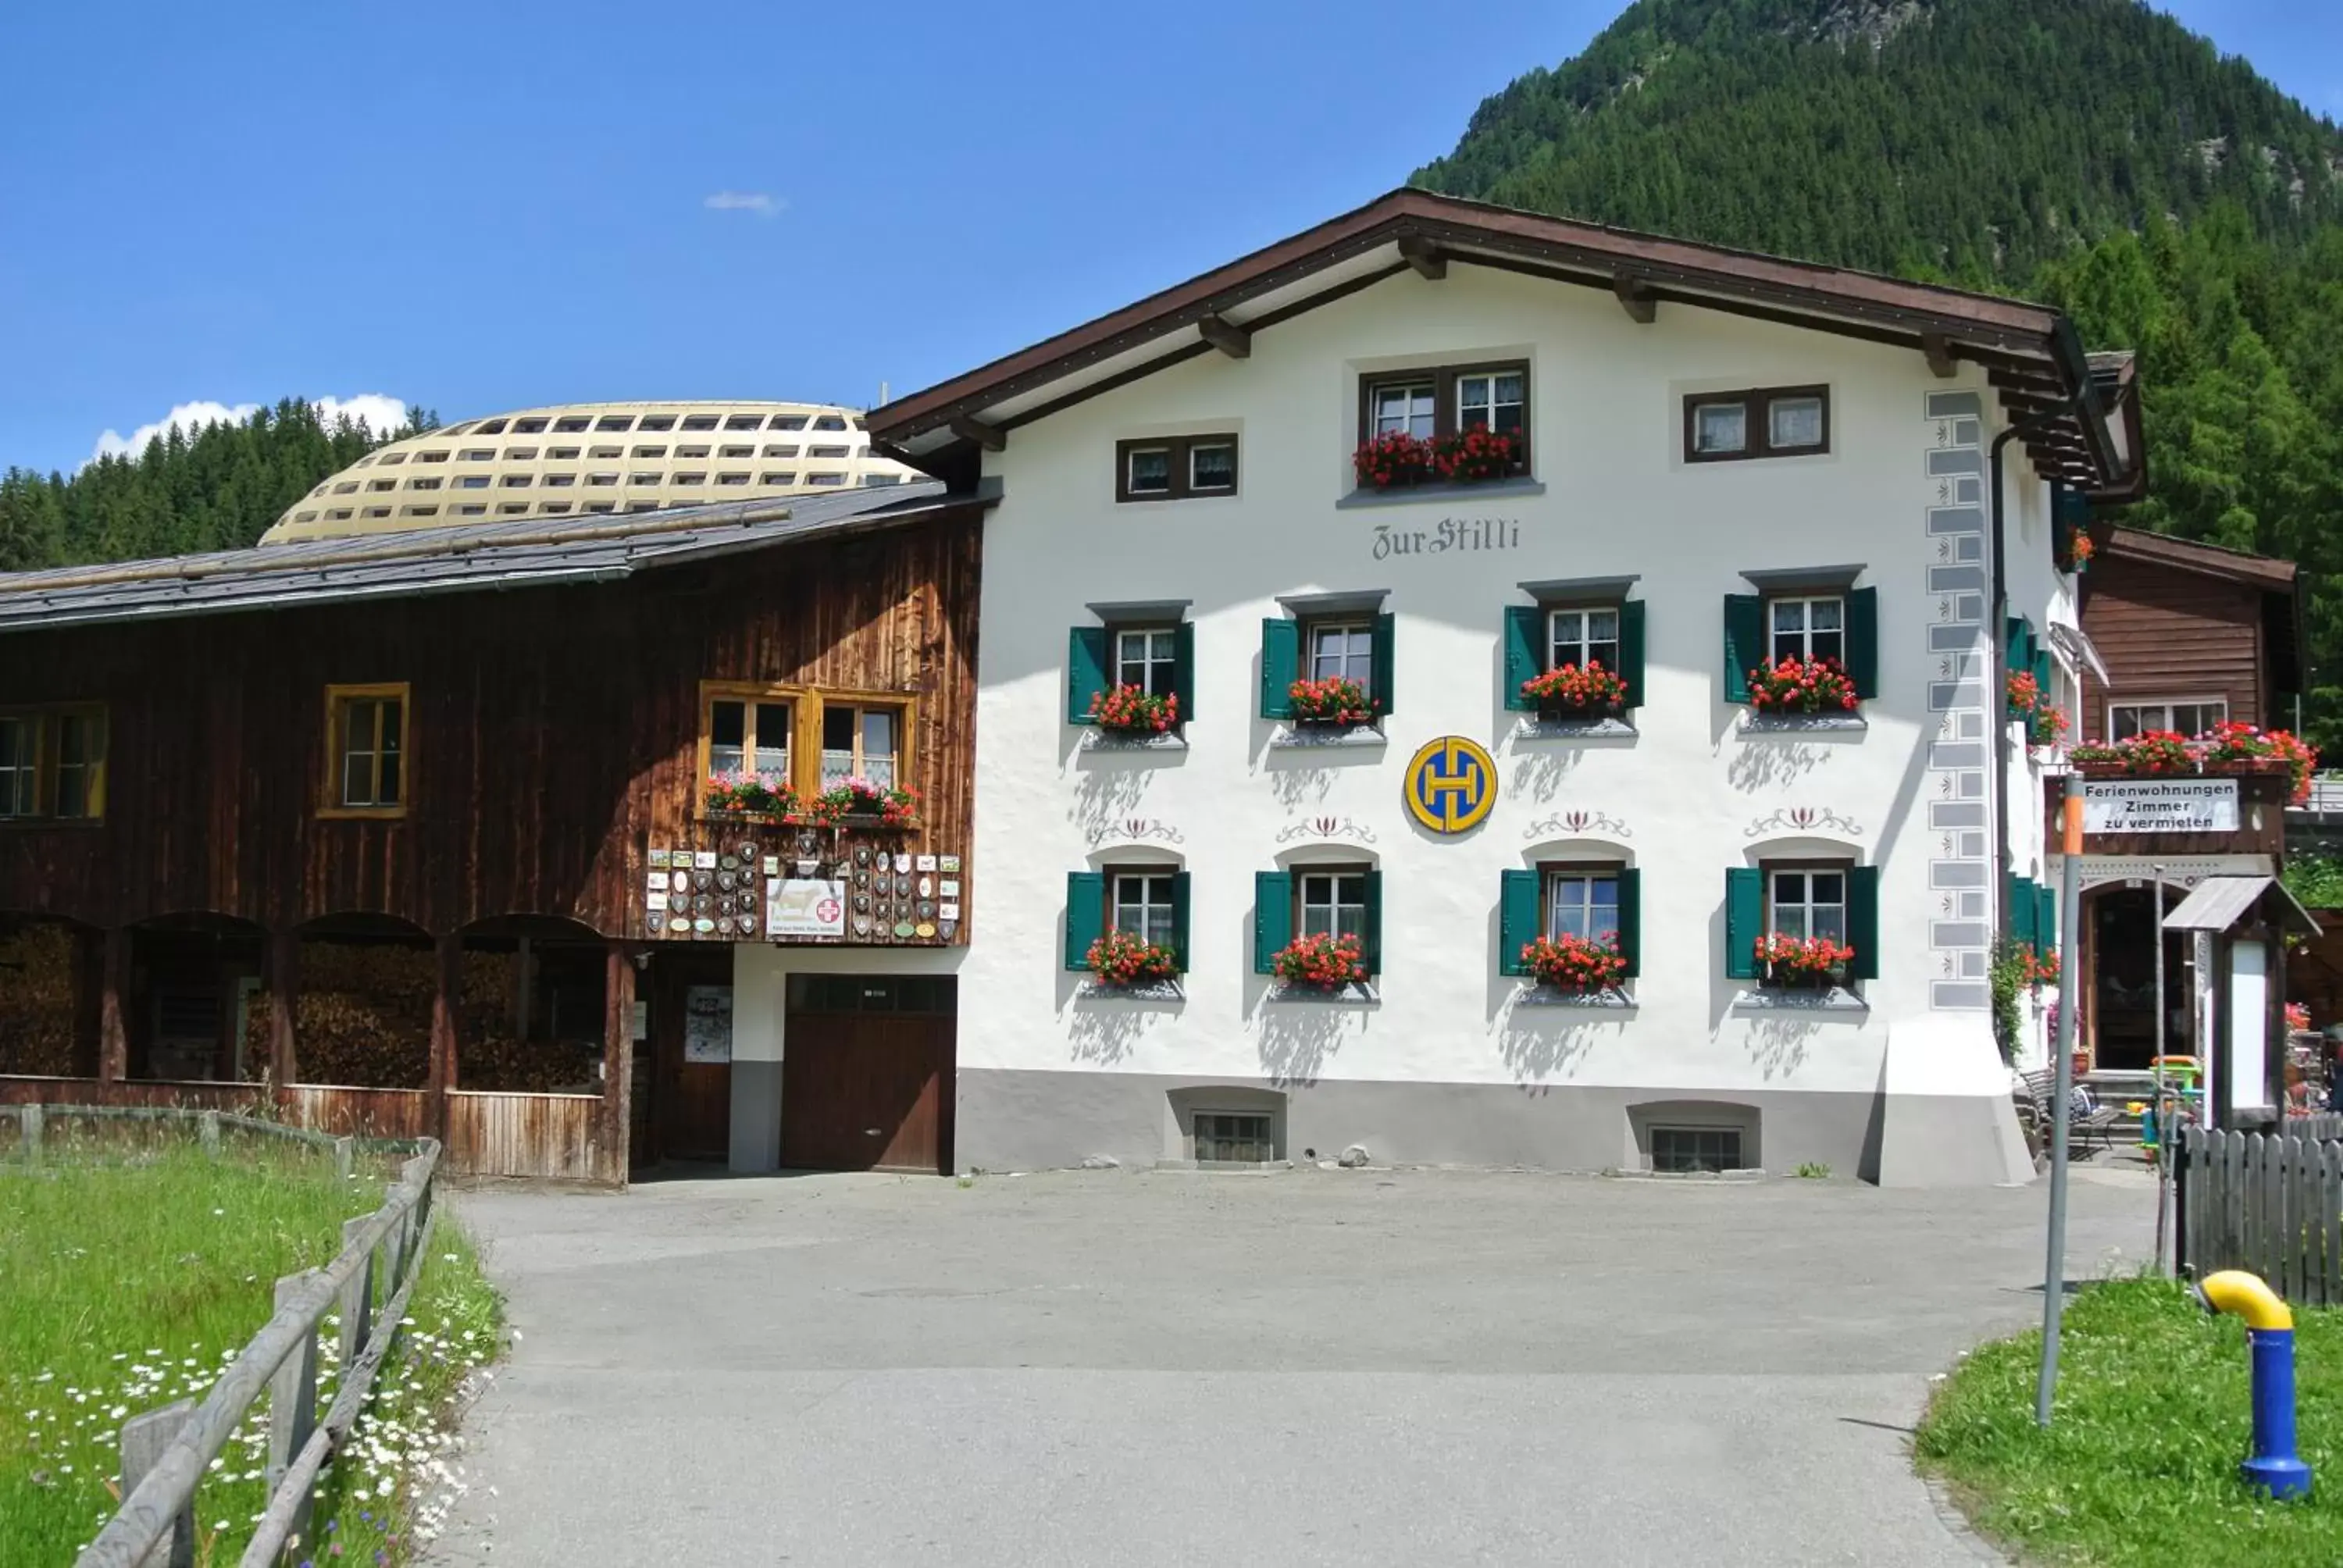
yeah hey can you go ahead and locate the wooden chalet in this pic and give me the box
[0,483,986,1183]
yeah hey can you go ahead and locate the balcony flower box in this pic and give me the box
[1271,932,1369,991]
[1089,683,1180,736]
[1432,426,1522,483]
[1746,657,1860,715]
[1520,662,1628,720]
[1519,932,1627,993]
[1086,928,1181,988]
[1286,676,1380,728]
[1353,432,1435,490]
[1753,932,1854,989]
[2200,722,2316,803]
[2069,730,2194,776]
[2028,703,2070,750]
[1350,427,1525,490]
[813,778,920,829]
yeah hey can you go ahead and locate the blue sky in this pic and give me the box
[0,1,2334,476]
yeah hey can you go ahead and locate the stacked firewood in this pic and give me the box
[0,923,80,1076]
[459,950,600,1092]
[254,939,441,1089]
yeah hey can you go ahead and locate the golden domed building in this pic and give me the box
[263,400,920,543]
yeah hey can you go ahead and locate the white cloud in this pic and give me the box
[86,394,410,468]
[704,191,783,218]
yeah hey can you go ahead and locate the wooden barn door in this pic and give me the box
[781,975,954,1174]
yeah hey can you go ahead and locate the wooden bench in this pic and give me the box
[2015,1067,2123,1158]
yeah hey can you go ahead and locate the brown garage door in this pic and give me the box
[781,975,954,1174]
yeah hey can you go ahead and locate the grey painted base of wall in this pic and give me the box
[955,1067,2031,1188]
[729,1059,783,1173]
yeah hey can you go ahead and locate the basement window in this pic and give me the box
[1194,1111,1275,1164]
[1650,1126,1745,1174]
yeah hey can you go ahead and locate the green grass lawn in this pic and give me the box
[1,1125,501,1566]
[1917,1275,2343,1566]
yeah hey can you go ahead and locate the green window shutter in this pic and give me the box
[1723,594,1763,704]
[1846,586,1880,699]
[1065,871,1104,971]
[1502,605,1542,712]
[1260,618,1298,719]
[1172,620,1196,724]
[1498,868,1539,975]
[1617,600,1647,711]
[1371,611,1396,718]
[1253,870,1292,973]
[2034,645,2053,703]
[1068,626,1109,725]
[2037,882,2058,960]
[1724,867,1763,979]
[2008,874,2037,952]
[1361,868,1384,975]
[1169,870,1192,972]
[1847,864,1881,982]
[1615,867,1642,978]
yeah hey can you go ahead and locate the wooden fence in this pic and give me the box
[18,1106,447,1568]
[2177,1124,2343,1306]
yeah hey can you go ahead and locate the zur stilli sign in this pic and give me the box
[2081,778,2239,835]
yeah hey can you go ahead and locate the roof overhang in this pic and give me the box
[2163,875,2321,937]
[868,187,2138,497]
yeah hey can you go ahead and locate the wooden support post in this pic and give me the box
[72,925,103,1078]
[1612,270,1657,324]
[604,941,636,1188]
[268,927,299,1091]
[333,1135,355,1179]
[1196,312,1251,358]
[266,1273,321,1552]
[427,932,462,1137]
[98,925,130,1084]
[1921,331,1960,379]
[120,1400,197,1568]
[1396,235,1446,280]
[948,416,1005,451]
[337,1215,375,1373]
[20,1103,41,1167]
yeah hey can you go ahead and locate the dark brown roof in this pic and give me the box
[868,187,2138,497]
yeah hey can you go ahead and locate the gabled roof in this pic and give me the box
[2101,527,2306,693]
[868,187,2138,498]
[0,482,976,634]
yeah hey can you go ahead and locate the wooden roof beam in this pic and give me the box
[1397,236,1447,281]
[1613,271,1657,324]
[1196,313,1251,359]
[1920,332,1959,380]
[949,417,1005,452]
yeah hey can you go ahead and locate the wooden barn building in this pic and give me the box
[0,482,987,1183]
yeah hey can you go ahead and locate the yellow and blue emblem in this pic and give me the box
[1403,735,1497,835]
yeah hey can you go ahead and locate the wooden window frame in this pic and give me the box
[700,682,797,788]
[695,681,918,815]
[1357,359,1532,474]
[1684,384,1831,464]
[319,682,410,820]
[2107,697,2228,741]
[1114,433,1240,503]
[0,704,109,825]
[1538,861,1623,944]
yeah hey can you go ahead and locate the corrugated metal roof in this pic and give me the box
[0,482,966,633]
[2162,875,2321,935]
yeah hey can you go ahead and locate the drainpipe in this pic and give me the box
[1988,410,2067,935]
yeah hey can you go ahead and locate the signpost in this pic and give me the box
[2038,773,2084,1427]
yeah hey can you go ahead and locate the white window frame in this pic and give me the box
[1187,440,1237,493]
[1546,606,1621,672]
[1369,380,1435,440]
[1306,622,1374,691]
[1124,445,1172,496]
[1456,369,1525,437]
[1298,868,1368,941]
[1114,627,1178,698]
[1768,595,1845,665]
[2106,697,2228,741]
[1110,869,1177,947]
[1542,866,1621,944]
[1767,865,1848,943]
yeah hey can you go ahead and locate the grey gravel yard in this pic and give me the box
[424,1162,2154,1567]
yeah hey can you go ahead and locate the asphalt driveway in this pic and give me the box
[423,1163,2154,1567]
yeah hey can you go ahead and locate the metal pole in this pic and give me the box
[2037,772,2084,1427]
[2152,864,2170,1274]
